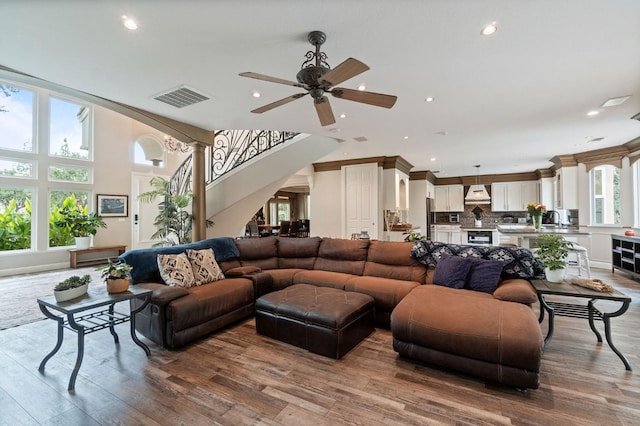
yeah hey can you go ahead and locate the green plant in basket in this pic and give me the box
[534,234,574,271]
[55,274,91,291]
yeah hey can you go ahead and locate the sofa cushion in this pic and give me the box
[493,279,538,304]
[432,255,471,289]
[345,276,420,314]
[261,268,306,291]
[235,237,278,270]
[157,253,196,288]
[315,238,370,275]
[168,278,254,331]
[186,248,225,286]
[292,269,357,290]
[121,237,239,283]
[466,257,503,294]
[363,240,427,283]
[391,285,542,370]
[277,237,321,269]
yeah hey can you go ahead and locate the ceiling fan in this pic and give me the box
[239,31,397,126]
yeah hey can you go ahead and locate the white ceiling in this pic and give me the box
[2,1,639,177]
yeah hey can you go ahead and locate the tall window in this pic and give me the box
[0,187,33,250]
[1,79,94,252]
[591,165,620,225]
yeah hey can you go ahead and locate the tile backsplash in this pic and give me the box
[434,205,578,226]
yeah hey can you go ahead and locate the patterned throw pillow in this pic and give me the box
[186,248,225,285]
[411,240,544,279]
[157,252,196,288]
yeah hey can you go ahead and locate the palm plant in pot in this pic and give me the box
[99,259,133,294]
[534,234,574,282]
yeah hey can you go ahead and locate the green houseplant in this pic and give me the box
[403,230,426,242]
[534,234,574,282]
[54,274,91,302]
[99,259,133,293]
[54,195,106,249]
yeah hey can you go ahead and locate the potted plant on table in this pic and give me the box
[99,259,133,294]
[54,274,91,302]
[54,196,107,249]
[534,234,574,283]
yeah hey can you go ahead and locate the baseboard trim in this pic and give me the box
[0,262,69,277]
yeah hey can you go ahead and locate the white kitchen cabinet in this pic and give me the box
[433,225,461,244]
[434,185,464,212]
[491,181,539,211]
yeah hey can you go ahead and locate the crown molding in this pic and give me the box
[313,156,412,173]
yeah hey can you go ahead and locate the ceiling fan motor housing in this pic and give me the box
[296,66,330,87]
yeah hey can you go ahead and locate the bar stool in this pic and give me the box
[566,245,591,278]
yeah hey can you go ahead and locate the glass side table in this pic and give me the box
[37,286,152,391]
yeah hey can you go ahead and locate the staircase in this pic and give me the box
[168,130,338,237]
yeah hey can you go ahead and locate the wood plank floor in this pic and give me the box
[0,268,639,425]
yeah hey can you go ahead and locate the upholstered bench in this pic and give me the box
[391,285,543,389]
[255,283,375,359]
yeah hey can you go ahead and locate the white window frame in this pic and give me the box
[590,165,620,226]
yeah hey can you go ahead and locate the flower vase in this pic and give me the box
[533,214,542,231]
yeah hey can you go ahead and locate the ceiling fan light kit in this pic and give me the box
[240,31,397,126]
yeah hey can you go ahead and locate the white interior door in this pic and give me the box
[131,173,166,249]
[343,163,379,239]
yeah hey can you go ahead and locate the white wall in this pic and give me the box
[309,169,342,238]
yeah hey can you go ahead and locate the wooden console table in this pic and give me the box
[69,245,126,268]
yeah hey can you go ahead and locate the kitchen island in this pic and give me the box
[497,225,591,248]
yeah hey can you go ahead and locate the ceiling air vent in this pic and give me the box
[353,136,368,142]
[153,85,210,108]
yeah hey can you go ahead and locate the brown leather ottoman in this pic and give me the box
[255,283,375,359]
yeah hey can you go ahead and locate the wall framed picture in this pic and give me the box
[97,194,128,217]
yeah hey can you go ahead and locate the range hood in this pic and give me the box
[464,184,491,205]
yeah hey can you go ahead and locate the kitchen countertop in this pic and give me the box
[497,225,591,236]
[459,225,499,231]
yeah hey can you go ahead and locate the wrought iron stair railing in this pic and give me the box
[168,130,299,196]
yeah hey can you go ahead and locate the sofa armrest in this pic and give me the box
[133,282,189,306]
[492,279,538,304]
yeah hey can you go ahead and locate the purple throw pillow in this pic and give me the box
[432,254,472,289]
[466,257,503,294]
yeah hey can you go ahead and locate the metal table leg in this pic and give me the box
[38,304,64,372]
[537,293,554,349]
[602,300,632,371]
[66,314,85,391]
[128,292,151,356]
[587,299,603,342]
[108,303,120,344]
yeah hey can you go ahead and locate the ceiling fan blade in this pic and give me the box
[251,93,307,114]
[239,72,303,88]
[330,87,397,108]
[319,58,369,87]
[314,97,336,126]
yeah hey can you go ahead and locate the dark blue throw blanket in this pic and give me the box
[120,237,240,284]
[411,240,545,280]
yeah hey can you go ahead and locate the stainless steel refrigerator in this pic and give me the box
[426,198,434,239]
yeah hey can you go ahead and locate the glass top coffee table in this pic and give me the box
[37,286,152,391]
[531,279,632,370]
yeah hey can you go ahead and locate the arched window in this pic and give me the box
[134,135,165,167]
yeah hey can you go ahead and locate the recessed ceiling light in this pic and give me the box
[430,157,436,162]
[122,15,138,30]
[403,136,409,140]
[587,110,600,116]
[252,91,261,98]
[425,97,435,102]
[481,22,498,36]
[602,95,631,108]
[357,84,366,91]
[339,113,347,119]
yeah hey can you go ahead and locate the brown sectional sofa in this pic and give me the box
[122,236,543,389]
